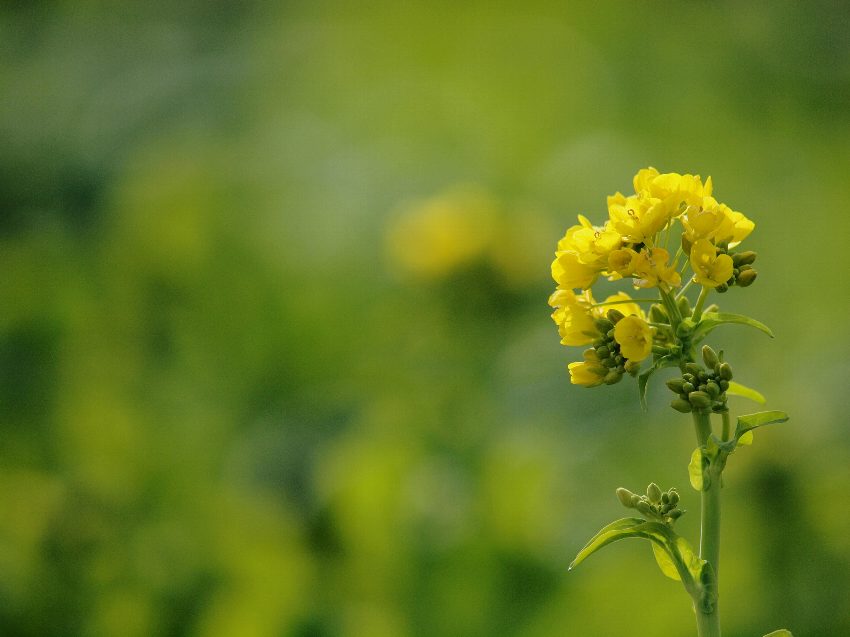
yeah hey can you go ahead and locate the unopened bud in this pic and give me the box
[594,318,614,333]
[649,304,668,323]
[701,345,719,369]
[705,381,720,398]
[606,309,625,324]
[688,391,712,408]
[668,509,684,520]
[624,360,641,376]
[666,378,685,394]
[685,362,702,376]
[682,382,695,394]
[596,345,610,359]
[671,398,692,413]
[677,296,691,318]
[668,490,680,505]
[733,251,757,266]
[636,500,653,516]
[616,488,636,508]
[716,282,729,293]
[604,369,622,385]
[737,269,757,287]
[647,483,662,504]
[677,319,695,338]
[719,362,733,381]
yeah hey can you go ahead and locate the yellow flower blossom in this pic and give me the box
[613,315,654,362]
[551,249,600,290]
[607,192,669,244]
[608,247,639,277]
[682,197,754,248]
[548,289,597,346]
[632,247,681,289]
[568,349,608,387]
[601,291,644,320]
[690,239,734,288]
[557,215,622,267]
[632,167,712,220]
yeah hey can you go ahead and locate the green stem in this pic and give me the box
[692,410,722,637]
[692,286,710,322]
[721,411,731,441]
[591,298,661,307]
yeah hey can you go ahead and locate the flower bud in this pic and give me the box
[668,509,684,520]
[606,309,625,324]
[737,269,758,287]
[682,382,695,394]
[716,282,729,293]
[624,360,641,376]
[685,362,702,376]
[719,379,729,391]
[647,483,662,504]
[616,488,636,508]
[636,500,653,516]
[733,250,757,266]
[594,317,614,333]
[668,490,680,505]
[649,304,668,323]
[688,391,712,408]
[701,345,719,369]
[677,319,695,338]
[596,345,610,359]
[666,378,685,394]
[705,381,720,398]
[671,398,692,413]
[604,369,622,385]
[719,362,733,381]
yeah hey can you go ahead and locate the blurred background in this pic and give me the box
[1,2,849,636]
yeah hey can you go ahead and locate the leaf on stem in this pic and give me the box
[688,447,707,491]
[726,381,766,404]
[735,410,789,443]
[691,312,774,342]
[638,355,677,411]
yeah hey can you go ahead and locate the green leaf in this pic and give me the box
[735,410,789,440]
[691,312,774,342]
[651,541,680,581]
[569,517,644,570]
[571,517,706,596]
[763,631,793,637]
[688,447,705,491]
[737,430,754,446]
[726,381,766,404]
[638,355,677,411]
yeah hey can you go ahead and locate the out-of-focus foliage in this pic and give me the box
[1,2,848,636]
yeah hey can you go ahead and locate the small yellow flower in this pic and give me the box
[613,315,654,362]
[690,239,734,288]
[682,197,754,248]
[607,192,669,244]
[548,289,597,346]
[551,249,600,290]
[558,215,622,267]
[568,349,608,387]
[600,291,644,320]
[632,247,681,289]
[608,247,639,277]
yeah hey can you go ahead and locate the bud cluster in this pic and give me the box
[666,345,732,414]
[586,309,642,386]
[616,483,684,526]
[714,245,757,293]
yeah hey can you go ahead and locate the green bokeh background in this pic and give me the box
[2,2,849,636]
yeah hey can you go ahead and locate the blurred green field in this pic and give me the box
[1,2,849,636]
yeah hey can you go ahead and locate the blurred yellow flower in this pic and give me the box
[557,215,621,267]
[613,315,653,362]
[690,239,734,287]
[568,349,608,387]
[632,247,681,289]
[548,289,597,346]
[551,249,600,290]
[386,189,496,278]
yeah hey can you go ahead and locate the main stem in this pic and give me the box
[692,410,722,637]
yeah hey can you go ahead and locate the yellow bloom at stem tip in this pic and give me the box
[613,315,654,362]
[568,349,608,387]
[690,239,734,288]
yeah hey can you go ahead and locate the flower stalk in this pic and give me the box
[551,167,791,637]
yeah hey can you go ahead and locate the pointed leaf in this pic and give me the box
[763,631,793,637]
[651,541,680,581]
[688,447,704,491]
[726,381,766,404]
[638,355,677,411]
[735,410,789,439]
[692,312,774,341]
[569,517,644,570]
[737,430,754,446]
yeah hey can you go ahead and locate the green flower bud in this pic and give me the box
[606,309,625,324]
[616,488,636,508]
[682,382,695,394]
[604,369,622,384]
[685,362,702,376]
[688,391,712,408]
[630,494,641,507]
[668,509,684,520]
[595,345,610,359]
[636,500,653,516]
[594,317,614,333]
[733,250,757,266]
[701,345,720,369]
[737,269,758,287]
[666,378,685,394]
[705,381,720,398]
[668,490,680,505]
[593,337,606,348]
[677,319,695,338]
[716,282,729,293]
[719,362,733,381]
[649,304,668,323]
[661,492,670,505]
[671,398,693,413]
[647,483,662,504]
[719,379,729,391]
[602,357,617,368]
[624,360,641,376]
[676,296,691,319]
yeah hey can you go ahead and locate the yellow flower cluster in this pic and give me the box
[549,167,755,386]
